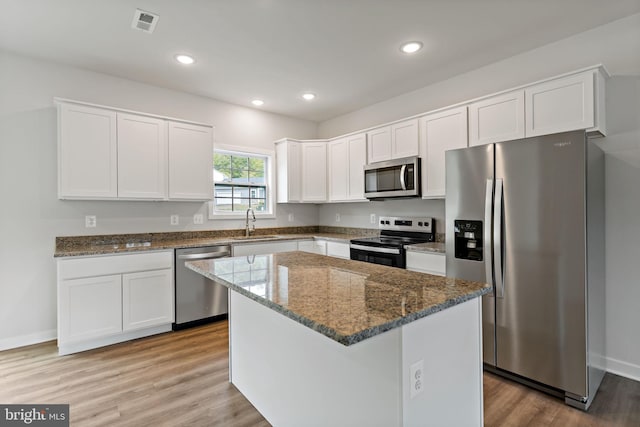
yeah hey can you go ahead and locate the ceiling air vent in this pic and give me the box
[131,9,159,33]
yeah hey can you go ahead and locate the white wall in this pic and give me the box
[0,51,318,349]
[317,14,640,381]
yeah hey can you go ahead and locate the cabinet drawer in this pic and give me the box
[326,241,350,259]
[406,251,446,276]
[58,251,173,280]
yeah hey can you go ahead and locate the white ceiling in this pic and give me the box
[1,0,639,122]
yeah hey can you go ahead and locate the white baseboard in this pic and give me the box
[0,329,57,352]
[606,357,640,382]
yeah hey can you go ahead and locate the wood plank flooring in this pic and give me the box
[1,321,638,426]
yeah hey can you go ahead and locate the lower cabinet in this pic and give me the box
[297,240,328,255]
[57,251,174,355]
[406,251,446,276]
[326,241,350,259]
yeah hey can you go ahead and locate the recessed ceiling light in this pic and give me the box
[175,54,195,65]
[302,93,316,101]
[251,99,265,106]
[400,41,423,54]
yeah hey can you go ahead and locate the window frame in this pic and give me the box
[209,144,276,219]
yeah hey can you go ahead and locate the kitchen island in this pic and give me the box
[186,251,490,427]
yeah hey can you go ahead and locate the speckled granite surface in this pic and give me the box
[54,226,377,257]
[405,242,446,254]
[186,251,490,346]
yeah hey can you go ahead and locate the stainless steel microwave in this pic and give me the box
[364,156,421,199]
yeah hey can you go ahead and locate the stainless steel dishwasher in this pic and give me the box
[173,245,231,330]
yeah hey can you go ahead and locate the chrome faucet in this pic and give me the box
[245,208,256,237]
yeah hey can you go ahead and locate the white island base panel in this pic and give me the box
[229,292,483,427]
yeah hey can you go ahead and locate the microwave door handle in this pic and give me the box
[400,165,407,190]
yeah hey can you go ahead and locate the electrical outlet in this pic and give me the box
[370,213,376,224]
[170,215,179,225]
[193,214,204,224]
[85,215,97,228]
[288,213,294,222]
[410,360,424,398]
[335,213,341,222]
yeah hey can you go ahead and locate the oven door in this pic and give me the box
[350,244,405,268]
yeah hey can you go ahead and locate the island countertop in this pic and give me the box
[186,251,491,346]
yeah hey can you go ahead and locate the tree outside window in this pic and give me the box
[213,151,268,213]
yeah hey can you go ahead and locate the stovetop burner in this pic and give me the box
[350,216,435,249]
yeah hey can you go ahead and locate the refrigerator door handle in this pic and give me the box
[484,179,494,287]
[494,178,505,298]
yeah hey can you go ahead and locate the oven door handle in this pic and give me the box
[350,244,401,255]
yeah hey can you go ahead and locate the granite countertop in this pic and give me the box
[54,227,377,257]
[404,242,445,254]
[186,251,490,346]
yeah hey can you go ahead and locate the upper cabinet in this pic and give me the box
[168,122,214,201]
[525,69,605,137]
[276,139,327,203]
[468,90,525,147]
[328,132,367,202]
[117,113,168,200]
[366,119,419,164]
[58,103,118,199]
[420,106,468,198]
[301,142,327,202]
[57,100,214,201]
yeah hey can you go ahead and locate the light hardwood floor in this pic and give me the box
[1,322,638,426]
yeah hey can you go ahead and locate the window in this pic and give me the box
[210,146,274,218]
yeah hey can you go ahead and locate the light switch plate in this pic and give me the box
[370,213,376,224]
[335,213,341,222]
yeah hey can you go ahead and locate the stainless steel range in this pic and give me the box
[350,216,434,268]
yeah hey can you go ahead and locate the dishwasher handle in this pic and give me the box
[178,250,230,261]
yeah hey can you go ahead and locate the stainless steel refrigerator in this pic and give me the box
[445,130,605,409]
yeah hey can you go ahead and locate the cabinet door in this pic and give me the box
[347,133,367,200]
[276,141,301,203]
[301,142,327,202]
[297,240,327,255]
[367,127,392,163]
[525,72,594,137]
[391,119,419,159]
[421,106,468,198]
[406,252,446,276]
[168,122,213,200]
[468,90,524,146]
[122,269,173,331]
[326,241,350,259]
[117,112,168,199]
[328,139,349,201]
[59,274,122,342]
[58,103,117,199]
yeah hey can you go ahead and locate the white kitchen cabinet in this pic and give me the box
[56,99,214,201]
[406,251,446,276]
[117,112,168,200]
[58,103,118,199]
[367,119,419,164]
[275,139,301,203]
[525,69,606,137]
[297,240,327,255]
[168,121,213,200]
[57,250,174,355]
[326,241,350,259]
[468,90,524,146]
[328,132,367,202]
[328,138,349,201]
[122,269,173,331]
[391,119,419,158]
[420,106,468,199]
[59,274,122,343]
[301,142,327,202]
[232,241,299,256]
